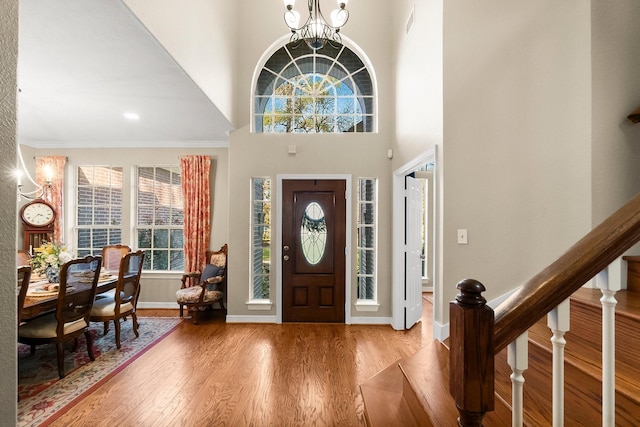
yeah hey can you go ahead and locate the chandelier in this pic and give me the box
[283,0,349,50]
[15,144,52,201]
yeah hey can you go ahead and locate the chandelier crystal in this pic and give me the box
[283,0,349,50]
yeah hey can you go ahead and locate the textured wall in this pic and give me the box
[0,0,19,422]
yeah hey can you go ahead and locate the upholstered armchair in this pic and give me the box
[176,244,227,324]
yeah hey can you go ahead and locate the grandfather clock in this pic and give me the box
[20,198,56,252]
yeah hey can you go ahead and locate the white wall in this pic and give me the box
[391,0,444,324]
[124,0,238,126]
[227,130,393,320]
[226,0,396,320]
[0,0,18,421]
[393,0,443,159]
[395,0,594,328]
[591,1,640,226]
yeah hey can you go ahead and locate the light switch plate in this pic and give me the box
[457,229,468,245]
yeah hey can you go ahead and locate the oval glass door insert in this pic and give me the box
[301,202,327,265]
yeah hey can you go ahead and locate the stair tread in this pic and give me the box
[360,361,428,427]
[572,287,640,320]
[364,288,640,426]
[362,340,511,426]
[526,288,640,400]
[399,341,512,426]
[493,286,640,425]
[529,322,640,396]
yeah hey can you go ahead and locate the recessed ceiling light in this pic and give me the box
[123,111,140,121]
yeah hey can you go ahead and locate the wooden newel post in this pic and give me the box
[449,279,495,427]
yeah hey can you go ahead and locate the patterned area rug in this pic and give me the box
[18,317,181,427]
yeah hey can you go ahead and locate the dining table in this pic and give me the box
[22,272,118,321]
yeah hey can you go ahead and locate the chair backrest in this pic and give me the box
[205,244,228,287]
[17,265,32,325]
[206,244,228,268]
[115,250,145,312]
[56,255,102,334]
[17,250,31,268]
[101,244,131,274]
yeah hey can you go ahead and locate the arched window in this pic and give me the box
[254,42,375,133]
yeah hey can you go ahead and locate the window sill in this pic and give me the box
[354,301,380,312]
[246,300,273,311]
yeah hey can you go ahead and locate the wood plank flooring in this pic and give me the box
[49,300,433,426]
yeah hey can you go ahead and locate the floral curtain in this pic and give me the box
[180,156,211,273]
[36,156,66,243]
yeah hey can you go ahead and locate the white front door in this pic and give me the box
[405,176,423,329]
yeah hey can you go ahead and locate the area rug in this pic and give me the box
[17,317,182,427]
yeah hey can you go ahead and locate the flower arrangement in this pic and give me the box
[30,241,74,280]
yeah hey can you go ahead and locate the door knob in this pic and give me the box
[283,245,290,251]
[283,255,290,261]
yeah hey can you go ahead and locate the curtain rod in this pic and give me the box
[33,156,69,161]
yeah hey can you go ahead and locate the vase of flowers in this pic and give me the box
[45,266,59,283]
[31,241,74,283]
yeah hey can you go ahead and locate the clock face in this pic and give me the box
[22,201,55,227]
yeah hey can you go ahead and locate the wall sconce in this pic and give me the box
[15,145,53,201]
[628,106,640,124]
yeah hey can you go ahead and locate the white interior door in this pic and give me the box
[405,175,423,329]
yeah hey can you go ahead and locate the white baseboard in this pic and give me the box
[226,315,278,323]
[226,315,394,325]
[349,316,393,325]
[137,305,393,327]
[430,287,522,343]
[433,320,449,342]
[137,302,179,310]
[487,287,519,309]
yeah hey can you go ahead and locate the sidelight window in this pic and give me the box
[251,178,271,299]
[357,178,377,300]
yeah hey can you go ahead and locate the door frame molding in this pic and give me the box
[276,174,352,324]
[391,148,438,331]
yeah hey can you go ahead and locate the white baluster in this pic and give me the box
[600,288,617,427]
[508,332,528,427]
[597,258,623,427]
[547,299,571,427]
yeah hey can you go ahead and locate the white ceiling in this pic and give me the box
[17,0,233,148]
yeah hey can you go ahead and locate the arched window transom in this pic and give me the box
[254,42,374,133]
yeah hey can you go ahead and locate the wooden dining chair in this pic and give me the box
[17,250,31,268]
[90,250,145,349]
[17,265,32,326]
[101,244,131,275]
[18,255,102,379]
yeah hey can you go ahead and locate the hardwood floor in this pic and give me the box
[50,298,434,426]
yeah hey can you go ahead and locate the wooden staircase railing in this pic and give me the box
[449,192,640,426]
